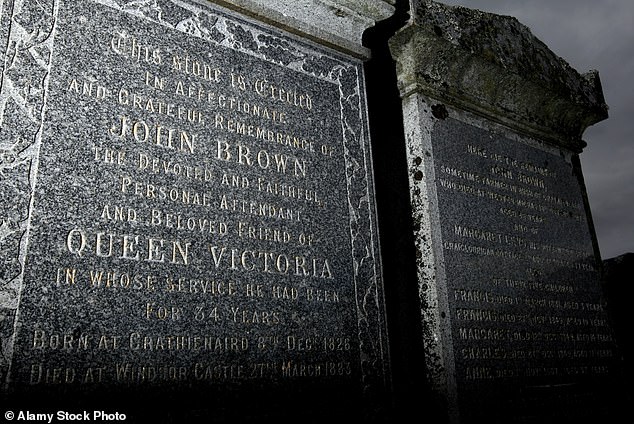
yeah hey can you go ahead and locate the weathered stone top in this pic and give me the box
[215,0,396,58]
[390,1,609,151]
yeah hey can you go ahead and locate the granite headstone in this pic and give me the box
[0,0,389,420]
[390,2,623,422]
[431,118,617,422]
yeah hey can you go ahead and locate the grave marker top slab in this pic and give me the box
[218,0,396,58]
[392,0,608,150]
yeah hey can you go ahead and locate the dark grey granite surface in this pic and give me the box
[0,0,388,420]
[433,118,618,422]
[388,2,624,423]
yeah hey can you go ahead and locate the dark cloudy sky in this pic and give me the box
[438,0,634,260]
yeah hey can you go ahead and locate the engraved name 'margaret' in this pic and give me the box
[209,246,333,279]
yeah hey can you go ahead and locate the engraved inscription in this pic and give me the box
[433,119,614,398]
[7,0,385,397]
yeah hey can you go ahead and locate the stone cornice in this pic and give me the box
[389,2,609,152]
[213,0,396,59]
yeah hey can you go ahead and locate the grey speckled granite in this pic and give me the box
[0,0,388,420]
[392,0,608,152]
[391,1,621,423]
[216,0,396,59]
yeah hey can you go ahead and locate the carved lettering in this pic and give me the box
[208,245,333,279]
[110,115,196,153]
[66,228,190,265]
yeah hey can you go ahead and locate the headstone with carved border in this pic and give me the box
[0,0,394,421]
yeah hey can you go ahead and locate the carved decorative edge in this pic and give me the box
[0,308,16,384]
[198,0,395,59]
[0,0,12,90]
[102,0,388,393]
[337,64,388,398]
[96,0,345,83]
[0,0,60,386]
[1,0,387,395]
